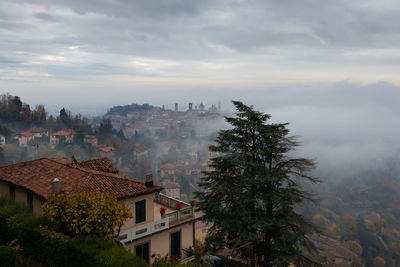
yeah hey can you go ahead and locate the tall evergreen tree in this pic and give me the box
[195,101,320,267]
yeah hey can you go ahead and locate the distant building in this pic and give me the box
[29,127,49,138]
[124,122,145,137]
[14,132,35,147]
[99,146,116,158]
[50,130,75,145]
[160,163,175,179]
[163,181,181,199]
[188,103,193,111]
[175,103,178,112]
[0,134,5,145]
[199,103,205,111]
[84,135,98,146]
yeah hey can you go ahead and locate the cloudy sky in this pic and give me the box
[1,0,400,108]
[1,0,400,168]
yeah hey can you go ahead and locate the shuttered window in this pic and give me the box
[135,199,146,224]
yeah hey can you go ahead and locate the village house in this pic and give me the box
[0,134,5,145]
[14,131,35,147]
[50,130,75,145]
[163,181,181,199]
[84,135,98,146]
[29,127,49,138]
[0,158,202,264]
[159,163,175,179]
[99,146,116,158]
[124,121,146,137]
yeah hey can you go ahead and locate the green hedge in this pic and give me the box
[0,245,16,267]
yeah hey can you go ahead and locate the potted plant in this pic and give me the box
[160,206,167,216]
[175,202,183,210]
[189,200,196,207]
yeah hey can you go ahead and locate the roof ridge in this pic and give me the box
[45,157,143,183]
[77,166,144,184]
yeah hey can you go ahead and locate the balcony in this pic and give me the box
[118,217,169,243]
[155,193,195,224]
[118,193,196,244]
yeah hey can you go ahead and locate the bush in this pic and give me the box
[97,246,147,267]
[0,196,143,267]
[0,196,34,244]
[0,245,16,267]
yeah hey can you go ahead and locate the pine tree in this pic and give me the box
[195,101,320,267]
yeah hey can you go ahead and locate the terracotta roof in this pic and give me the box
[20,131,34,137]
[99,146,115,152]
[79,158,118,173]
[161,163,175,170]
[0,158,163,200]
[51,130,75,136]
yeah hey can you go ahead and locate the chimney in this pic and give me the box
[52,178,61,194]
[145,173,154,187]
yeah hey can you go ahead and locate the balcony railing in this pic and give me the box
[155,193,190,209]
[155,193,195,224]
[118,217,169,243]
[164,206,194,224]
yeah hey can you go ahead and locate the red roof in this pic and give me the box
[52,130,75,136]
[161,163,175,170]
[99,146,115,153]
[0,158,163,200]
[20,131,34,137]
[79,158,119,173]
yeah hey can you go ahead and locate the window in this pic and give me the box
[135,242,150,263]
[27,191,33,210]
[9,185,15,199]
[135,199,146,224]
[170,230,181,259]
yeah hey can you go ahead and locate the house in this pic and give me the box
[29,127,49,138]
[14,131,35,147]
[50,130,75,145]
[84,135,98,146]
[124,122,146,137]
[0,157,201,264]
[163,181,181,199]
[160,163,175,179]
[99,146,116,158]
[0,134,5,145]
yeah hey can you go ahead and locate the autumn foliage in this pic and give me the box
[42,192,132,239]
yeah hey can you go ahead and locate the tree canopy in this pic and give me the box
[43,192,132,239]
[195,101,320,267]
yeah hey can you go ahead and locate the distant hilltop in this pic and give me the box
[106,103,156,116]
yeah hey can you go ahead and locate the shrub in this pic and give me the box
[97,246,147,267]
[43,192,132,239]
[0,196,34,244]
[0,245,16,267]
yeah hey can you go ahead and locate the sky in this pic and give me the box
[1,0,400,169]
